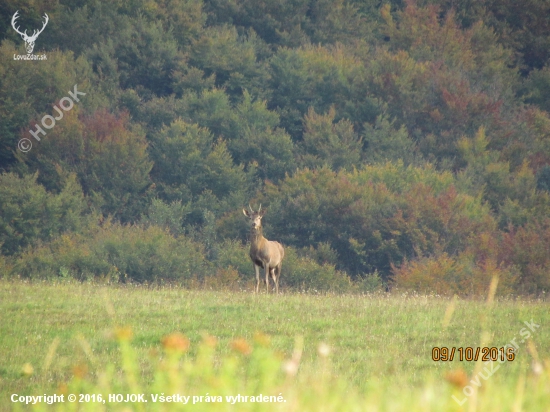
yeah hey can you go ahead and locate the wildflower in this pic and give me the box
[203,335,217,348]
[231,338,252,355]
[161,333,190,353]
[115,326,133,341]
[318,343,331,358]
[254,332,271,347]
[445,369,468,388]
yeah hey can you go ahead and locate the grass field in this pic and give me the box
[0,279,549,411]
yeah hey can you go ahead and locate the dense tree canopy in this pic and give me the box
[1,0,550,295]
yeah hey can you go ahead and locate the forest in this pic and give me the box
[1,0,550,296]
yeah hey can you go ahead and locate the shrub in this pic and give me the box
[355,271,385,293]
[204,266,242,290]
[212,239,251,278]
[11,224,209,284]
[282,247,351,292]
[0,172,91,256]
[392,252,518,297]
[498,220,550,294]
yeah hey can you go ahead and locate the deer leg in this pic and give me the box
[270,268,278,294]
[254,264,261,294]
[274,265,280,294]
[265,265,270,294]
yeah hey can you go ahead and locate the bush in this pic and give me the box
[11,224,209,284]
[392,252,518,297]
[499,220,550,294]
[282,247,351,292]
[0,172,92,256]
[355,271,385,293]
[212,239,251,278]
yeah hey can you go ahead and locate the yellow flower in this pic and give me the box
[115,326,133,341]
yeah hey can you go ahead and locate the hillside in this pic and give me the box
[1,0,550,295]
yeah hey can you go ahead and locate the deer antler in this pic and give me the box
[258,204,262,213]
[11,11,27,38]
[248,204,254,213]
[29,13,49,41]
[11,11,48,41]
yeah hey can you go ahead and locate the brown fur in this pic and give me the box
[243,206,284,293]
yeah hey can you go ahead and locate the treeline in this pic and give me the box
[1,0,549,295]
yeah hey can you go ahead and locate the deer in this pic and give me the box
[12,11,49,54]
[243,204,285,294]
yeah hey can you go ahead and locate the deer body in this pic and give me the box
[244,206,284,294]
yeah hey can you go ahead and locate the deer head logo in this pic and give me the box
[11,11,49,54]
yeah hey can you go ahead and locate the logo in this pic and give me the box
[11,10,48,55]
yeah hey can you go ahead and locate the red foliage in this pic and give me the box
[81,109,132,144]
[498,220,550,293]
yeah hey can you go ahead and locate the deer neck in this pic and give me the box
[249,226,265,246]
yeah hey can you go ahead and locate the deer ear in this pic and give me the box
[259,208,267,217]
[243,208,250,217]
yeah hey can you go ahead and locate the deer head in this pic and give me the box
[243,204,266,231]
[12,11,49,54]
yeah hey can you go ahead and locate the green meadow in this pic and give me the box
[1,280,549,411]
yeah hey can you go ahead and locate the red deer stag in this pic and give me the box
[243,204,284,294]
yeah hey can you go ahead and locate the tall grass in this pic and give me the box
[1,280,549,411]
